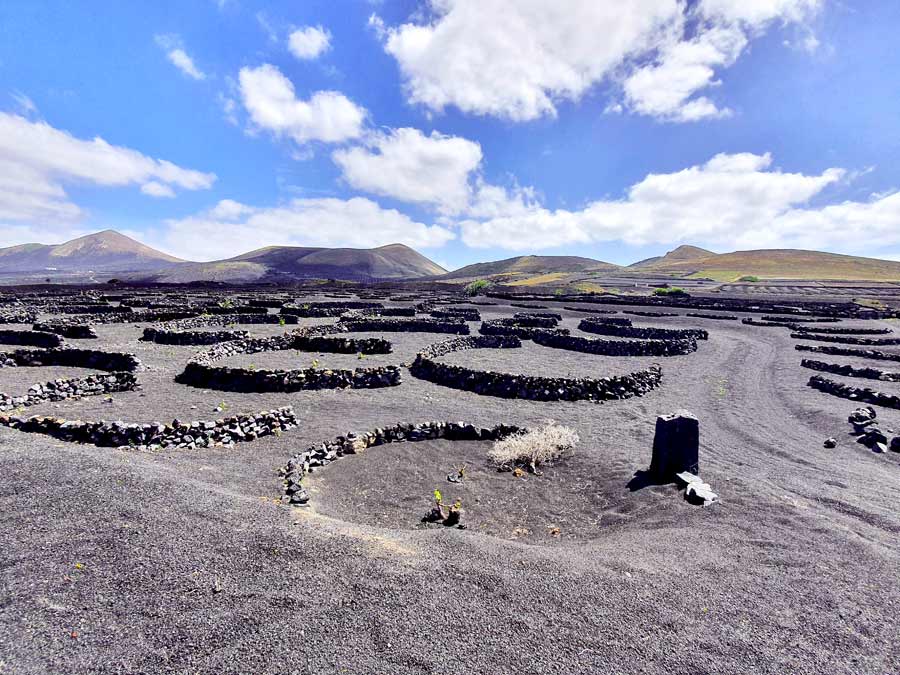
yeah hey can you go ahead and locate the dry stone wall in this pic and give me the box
[409,334,663,401]
[0,406,297,449]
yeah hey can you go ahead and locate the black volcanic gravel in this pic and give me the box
[1,297,899,673]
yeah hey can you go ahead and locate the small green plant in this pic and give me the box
[278,316,286,326]
[738,275,759,282]
[248,364,256,371]
[423,489,463,527]
[357,352,365,360]
[464,279,491,297]
[652,287,688,297]
[311,358,319,368]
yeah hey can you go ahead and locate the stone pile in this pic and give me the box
[845,406,900,453]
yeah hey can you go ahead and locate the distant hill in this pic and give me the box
[439,255,620,285]
[629,246,900,281]
[630,245,714,270]
[0,230,183,273]
[137,243,446,283]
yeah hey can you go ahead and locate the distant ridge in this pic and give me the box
[439,255,620,282]
[628,246,900,281]
[630,245,714,270]
[137,243,446,283]
[3,229,900,284]
[0,230,183,273]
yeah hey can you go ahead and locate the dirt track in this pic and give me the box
[1,298,899,674]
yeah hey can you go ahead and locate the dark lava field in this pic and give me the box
[1,286,899,674]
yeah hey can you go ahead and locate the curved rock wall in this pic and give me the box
[339,317,470,335]
[141,327,250,345]
[0,406,297,449]
[533,331,697,357]
[796,344,900,363]
[280,421,525,504]
[409,334,662,401]
[0,372,138,412]
[807,375,900,409]
[800,359,900,382]
[790,333,900,346]
[176,326,400,392]
[478,321,570,340]
[0,347,141,372]
[0,329,64,348]
[578,318,708,341]
[33,323,98,339]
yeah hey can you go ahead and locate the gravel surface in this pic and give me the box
[1,298,899,673]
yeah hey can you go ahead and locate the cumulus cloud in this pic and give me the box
[156,197,455,260]
[140,181,176,198]
[455,152,900,254]
[239,64,366,144]
[288,26,331,60]
[155,34,206,80]
[0,113,215,225]
[332,128,482,214]
[374,0,821,122]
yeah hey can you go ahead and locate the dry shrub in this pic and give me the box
[488,421,579,472]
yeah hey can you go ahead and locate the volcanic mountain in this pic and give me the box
[629,245,900,281]
[0,230,183,273]
[438,255,621,284]
[137,243,447,283]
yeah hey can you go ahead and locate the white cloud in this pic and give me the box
[374,0,821,122]
[11,91,37,116]
[238,64,366,144]
[140,181,176,198]
[622,25,745,121]
[155,34,206,80]
[0,113,215,225]
[288,26,331,60]
[332,128,482,213]
[155,197,454,260]
[455,152,900,254]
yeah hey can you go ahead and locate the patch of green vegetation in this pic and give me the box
[465,279,491,296]
[652,287,688,297]
[738,275,759,282]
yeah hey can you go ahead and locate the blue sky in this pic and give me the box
[2,0,900,270]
